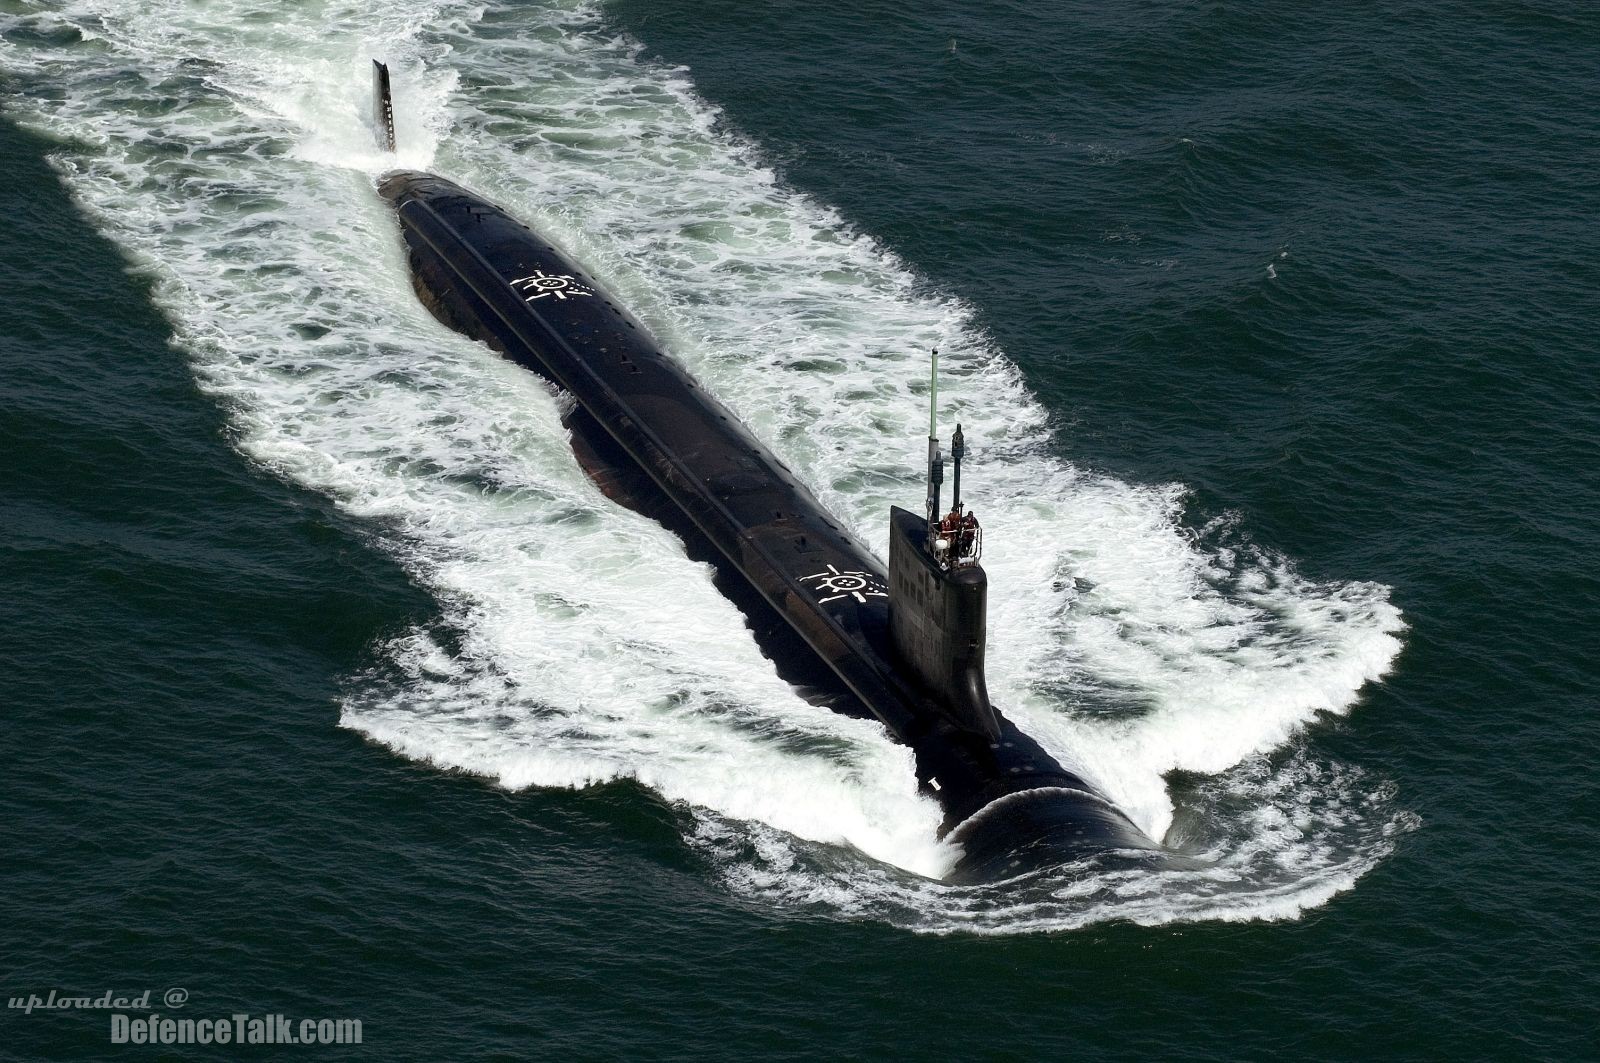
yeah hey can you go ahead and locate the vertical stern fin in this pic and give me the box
[372,60,396,152]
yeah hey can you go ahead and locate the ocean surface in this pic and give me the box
[2,0,1595,1057]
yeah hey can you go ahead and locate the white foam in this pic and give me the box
[0,0,1410,930]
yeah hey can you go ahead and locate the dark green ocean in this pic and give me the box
[3,1,1595,1058]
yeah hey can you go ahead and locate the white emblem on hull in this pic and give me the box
[510,270,594,301]
[801,564,888,604]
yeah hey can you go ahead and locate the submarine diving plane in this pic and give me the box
[370,63,1168,882]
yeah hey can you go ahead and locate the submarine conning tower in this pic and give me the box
[888,351,1001,740]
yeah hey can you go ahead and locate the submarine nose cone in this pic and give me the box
[944,787,1175,885]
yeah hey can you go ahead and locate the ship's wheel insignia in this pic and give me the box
[510,270,594,301]
[800,564,888,604]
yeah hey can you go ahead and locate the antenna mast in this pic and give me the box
[925,350,943,545]
[951,423,964,515]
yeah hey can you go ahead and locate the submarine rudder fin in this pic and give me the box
[372,60,396,153]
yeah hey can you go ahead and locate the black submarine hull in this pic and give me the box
[378,171,1164,882]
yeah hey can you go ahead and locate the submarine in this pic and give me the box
[371,64,1166,882]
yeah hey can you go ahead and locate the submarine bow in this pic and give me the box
[377,168,1167,882]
